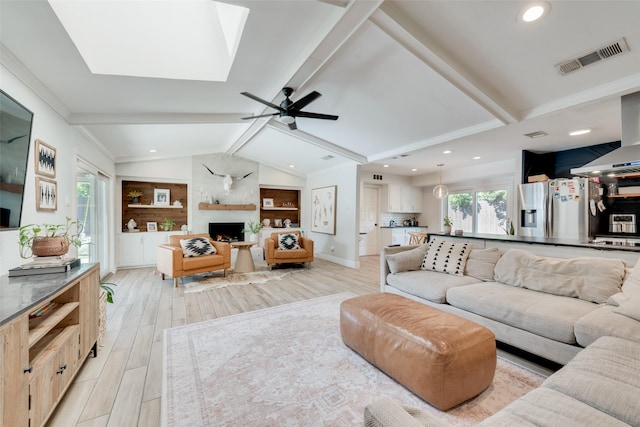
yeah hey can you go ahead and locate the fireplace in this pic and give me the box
[209,222,244,242]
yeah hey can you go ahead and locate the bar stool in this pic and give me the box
[409,232,428,245]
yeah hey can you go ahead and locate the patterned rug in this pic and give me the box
[183,267,301,293]
[162,293,545,426]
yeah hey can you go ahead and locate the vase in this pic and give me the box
[32,236,69,257]
[249,233,258,243]
[444,225,452,235]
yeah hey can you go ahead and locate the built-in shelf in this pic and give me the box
[198,203,257,211]
[28,302,79,348]
[127,204,183,209]
[261,207,298,211]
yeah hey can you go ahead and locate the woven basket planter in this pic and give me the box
[31,236,69,257]
[99,289,108,347]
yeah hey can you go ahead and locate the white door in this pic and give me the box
[361,186,379,256]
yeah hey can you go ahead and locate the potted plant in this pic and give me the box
[127,190,143,204]
[242,220,263,242]
[18,216,82,258]
[443,216,453,234]
[161,218,176,231]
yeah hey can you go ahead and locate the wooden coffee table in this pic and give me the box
[231,241,257,273]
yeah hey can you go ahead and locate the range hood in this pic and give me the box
[571,91,640,176]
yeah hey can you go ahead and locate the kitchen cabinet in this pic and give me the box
[118,231,181,267]
[0,264,99,427]
[383,185,423,213]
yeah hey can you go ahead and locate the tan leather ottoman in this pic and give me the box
[340,293,496,411]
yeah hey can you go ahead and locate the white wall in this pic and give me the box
[0,63,115,275]
[306,162,360,268]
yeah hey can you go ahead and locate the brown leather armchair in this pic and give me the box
[264,231,314,269]
[157,233,231,287]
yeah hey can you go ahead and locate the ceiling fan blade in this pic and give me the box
[242,113,279,120]
[294,111,339,120]
[288,120,297,131]
[289,91,321,112]
[240,92,282,111]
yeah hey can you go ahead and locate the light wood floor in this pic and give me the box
[47,256,380,427]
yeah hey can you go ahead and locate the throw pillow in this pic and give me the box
[180,237,216,257]
[421,239,471,276]
[621,257,640,297]
[464,247,502,281]
[386,245,428,274]
[614,294,640,323]
[278,233,300,250]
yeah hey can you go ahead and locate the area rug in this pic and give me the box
[183,267,300,293]
[162,293,545,427]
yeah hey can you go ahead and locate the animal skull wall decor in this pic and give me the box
[203,164,253,195]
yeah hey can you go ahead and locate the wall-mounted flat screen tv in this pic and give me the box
[0,89,33,230]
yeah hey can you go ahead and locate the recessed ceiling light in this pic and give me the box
[289,164,295,168]
[383,164,389,168]
[443,150,452,154]
[518,2,550,23]
[569,129,591,136]
[149,149,157,153]
[411,168,418,172]
[473,156,481,160]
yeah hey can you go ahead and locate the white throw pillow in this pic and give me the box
[386,245,428,274]
[278,233,300,250]
[421,239,471,277]
[180,237,216,257]
[614,294,640,323]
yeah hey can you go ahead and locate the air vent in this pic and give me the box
[321,155,335,160]
[556,38,630,76]
[524,130,549,139]
[372,174,383,181]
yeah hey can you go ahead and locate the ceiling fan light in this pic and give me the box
[279,115,295,125]
[433,184,449,199]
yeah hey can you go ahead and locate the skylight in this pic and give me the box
[48,0,249,82]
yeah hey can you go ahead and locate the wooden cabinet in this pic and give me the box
[383,185,423,213]
[259,188,300,226]
[118,231,181,267]
[0,264,99,427]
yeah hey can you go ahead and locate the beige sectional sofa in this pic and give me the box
[381,240,640,365]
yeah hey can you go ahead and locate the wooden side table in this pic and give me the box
[231,241,257,273]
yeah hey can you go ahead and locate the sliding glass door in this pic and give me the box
[77,160,111,278]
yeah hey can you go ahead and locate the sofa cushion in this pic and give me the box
[421,239,471,276]
[182,254,224,270]
[386,245,428,274]
[272,248,308,260]
[464,247,501,281]
[478,387,629,427]
[622,257,640,297]
[614,294,640,323]
[446,282,598,344]
[180,237,217,257]
[386,271,481,303]
[574,305,640,347]
[542,336,640,426]
[278,233,300,250]
[494,249,625,304]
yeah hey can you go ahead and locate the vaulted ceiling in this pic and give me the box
[2,1,640,178]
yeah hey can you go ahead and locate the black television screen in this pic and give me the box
[0,89,33,230]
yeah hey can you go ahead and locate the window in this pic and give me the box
[447,188,510,235]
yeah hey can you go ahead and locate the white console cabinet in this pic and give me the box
[118,231,181,267]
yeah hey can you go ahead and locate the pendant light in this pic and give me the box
[433,163,449,199]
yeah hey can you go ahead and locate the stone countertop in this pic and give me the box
[0,263,98,326]
[427,232,640,252]
[380,225,429,229]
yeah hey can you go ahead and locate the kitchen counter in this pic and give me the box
[428,232,640,252]
[0,263,97,326]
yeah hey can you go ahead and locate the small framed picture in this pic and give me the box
[36,177,57,211]
[35,139,56,178]
[154,188,170,206]
[274,219,282,227]
[147,222,158,232]
[263,198,274,208]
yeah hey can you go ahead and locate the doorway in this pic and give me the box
[360,185,379,256]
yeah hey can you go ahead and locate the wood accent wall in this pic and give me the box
[121,181,188,231]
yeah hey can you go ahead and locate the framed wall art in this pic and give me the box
[36,177,57,211]
[311,185,336,235]
[154,188,170,206]
[263,198,274,208]
[34,139,56,178]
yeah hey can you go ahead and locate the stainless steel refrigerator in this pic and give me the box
[518,178,603,240]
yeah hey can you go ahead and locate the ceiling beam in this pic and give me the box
[68,113,248,125]
[372,2,520,125]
